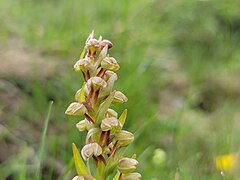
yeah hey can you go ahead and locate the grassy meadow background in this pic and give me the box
[1,0,240,179]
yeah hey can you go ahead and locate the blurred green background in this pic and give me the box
[1,0,240,179]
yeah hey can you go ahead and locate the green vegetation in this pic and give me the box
[1,0,240,179]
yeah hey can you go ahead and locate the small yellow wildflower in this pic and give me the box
[215,153,237,171]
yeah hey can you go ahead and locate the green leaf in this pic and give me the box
[105,147,126,176]
[72,143,89,175]
[80,48,86,59]
[80,84,86,102]
[75,85,85,103]
[106,73,118,93]
[95,91,115,126]
[119,109,127,127]
[94,45,108,69]
[113,171,121,180]
[96,161,105,179]
[86,128,101,144]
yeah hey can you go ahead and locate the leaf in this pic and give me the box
[119,109,127,127]
[105,73,118,94]
[75,84,85,103]
[96,161,105,179]
[99,73,118,99]
[72,143,89,175]
[113,171,121,180]
[65,102,87,116]
[86,128,101,144]
[94,45,108,69]
[80,48,86,59]
[95,91,115,126]
[80,84,86,102]
[105,147,126,176]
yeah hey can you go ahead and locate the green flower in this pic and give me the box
[65,102,87,116]
[118,157,139,174]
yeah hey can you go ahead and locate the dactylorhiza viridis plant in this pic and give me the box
[65,31,141,180]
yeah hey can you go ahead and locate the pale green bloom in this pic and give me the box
[101,117,118,131]
[74,58,91,73]
[66,32,140,179]
[106,108,118,118]
[72,174,96,180]
[65,102,87,116]
[101,57,120,71]
[118,157,138,174]
[81,142,102,161]
[122,172,141,180]
[114,130,134,146]
[113,91,128,104]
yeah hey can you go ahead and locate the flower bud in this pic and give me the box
[74,58,91,73]
[76,120,87,131]
[86,128,101,144]
[85,31,94,44]
[122,172,141,180]
[85,34,99,58]
[152,148,166,166]
[99,73,118,99]
[113,91,128,104]
[101,117,118,131]
[108,142,114,149]
[75,88,86,102]
[87,38,99,47]
[72,175,96,180]
[114,130,134,146]
[65,102,87,116]
[102,70,117,81]
[103,147,111,155]
[81,142,102,161]
[76,119,94,131]
[118,157,138,174]
[99,39,113,50]
[106,108,118,118]
[91,77,107,90]
[101,57,120,71]
[85,77,107,93]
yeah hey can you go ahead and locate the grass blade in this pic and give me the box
[36,101,53,180]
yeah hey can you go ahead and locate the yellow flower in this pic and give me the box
[215,153,237,171]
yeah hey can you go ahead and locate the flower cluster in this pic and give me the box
[66,31,141,180]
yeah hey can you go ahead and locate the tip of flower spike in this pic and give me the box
[86,30,95,44]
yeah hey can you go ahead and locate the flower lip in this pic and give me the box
[74,58,91,72]
[101,117,119,131]
[113,91,128,104]
[72,175,96,180]
[117,157,139,174]
[81,142,102,161]
[99,40,113,49]
[122,172,141,180]
[114,130,134,146]
[101,57,120,71]
[65,102,87,116]
[76,120,87,131]
[106,108,118,118]
[85,77,107,93]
